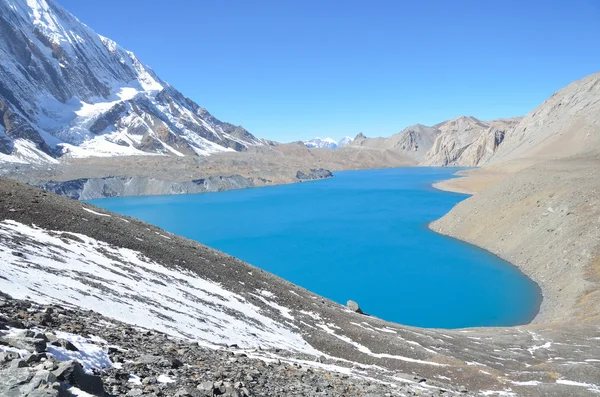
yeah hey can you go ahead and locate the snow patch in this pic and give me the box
[46,331,113,374]
[82,207,111,217]
[0,220,319,354]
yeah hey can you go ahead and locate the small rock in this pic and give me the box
[0,351,20,362]
[25,353,47,364]
[6,320,25,329]
[11,358,29,369]
[58,339,79,351]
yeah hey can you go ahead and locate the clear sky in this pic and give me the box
[58,0,600,142]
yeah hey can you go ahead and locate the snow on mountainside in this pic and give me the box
[0,0,265,164]
[0,219,316,353]
[303,136,354,149]
[337,136,354,147]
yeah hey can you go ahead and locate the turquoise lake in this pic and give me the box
[90,167,542,328]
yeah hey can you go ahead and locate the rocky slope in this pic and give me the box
[0,0,266,164]
[421,117,522,166]
[1,178,600,396]
[348,117,520,166]
[490,72,600,167]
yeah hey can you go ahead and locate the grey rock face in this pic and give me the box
[37,175,259,200]
[420,116,521,166]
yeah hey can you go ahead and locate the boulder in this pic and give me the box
[0,366,70,397]
[346,300,364,314]
[52,360,104,396]
[3,337,47,353]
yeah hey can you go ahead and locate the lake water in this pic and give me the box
[90,167,541,328]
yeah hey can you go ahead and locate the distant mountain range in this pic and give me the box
[301,116,522,167]
[0,0,267,164]
[1,0,597,175]
[303,136,354,149]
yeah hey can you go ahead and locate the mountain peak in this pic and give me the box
[303,136,354,149]
[0,0,265,164]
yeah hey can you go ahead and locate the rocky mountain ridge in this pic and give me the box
[0,0,266,164]
[350,117,522,166]
[490,72,600,167]
[422,116,522,166]
[349,124,440,163]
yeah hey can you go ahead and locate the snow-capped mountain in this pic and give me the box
[303,136,354,149]
[337,136,354,147]
[0,0,266,164]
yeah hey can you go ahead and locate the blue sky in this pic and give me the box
[60,0,600,142]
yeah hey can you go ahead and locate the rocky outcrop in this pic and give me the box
[421,116,521,166]
[295,168,333,181]
[0,313,105,396]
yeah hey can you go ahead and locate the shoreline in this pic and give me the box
[91,166,543,329]
[9,158,593,326]
[429,171,549,325]
[428,156,600,325]
[430,171,545,326]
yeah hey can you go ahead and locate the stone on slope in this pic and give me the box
[52,360,104,396]
[346,300,364,314]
